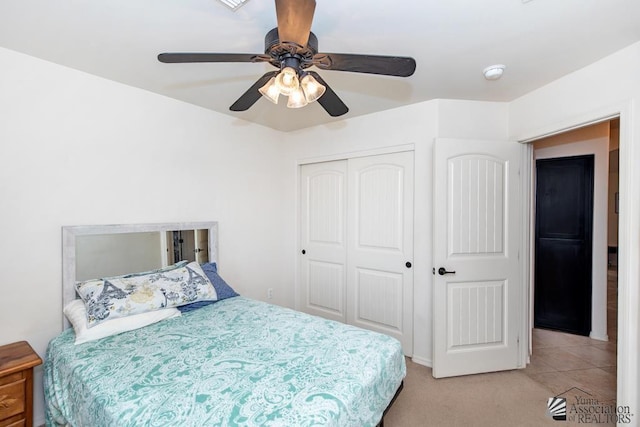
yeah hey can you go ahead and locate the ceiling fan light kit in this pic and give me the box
[158,0,416,116]
[287,86,308,108]
[258,65,327,108]
[258,77,280,104]
[300,73,325,102]
[274,65,299,95]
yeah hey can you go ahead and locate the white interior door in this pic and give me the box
[433,138,522,378]
[347,151,414,355]
[299,160,348,323]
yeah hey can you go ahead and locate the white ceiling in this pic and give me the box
[2,0,639,132]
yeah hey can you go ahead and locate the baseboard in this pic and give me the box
[589,331,609,341]
[411,355,432,367]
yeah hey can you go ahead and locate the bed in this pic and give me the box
[44,222,405,427]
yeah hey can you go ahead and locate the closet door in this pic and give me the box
[347,151,414,354]
[299,160,348,323]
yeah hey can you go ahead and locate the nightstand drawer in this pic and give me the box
[0,373,23,388]
[0,379,25,420]
[0,341,41,427]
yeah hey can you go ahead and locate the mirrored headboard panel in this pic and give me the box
[62,221,218,328]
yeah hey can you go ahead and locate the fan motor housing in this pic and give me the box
[264,27,318,67]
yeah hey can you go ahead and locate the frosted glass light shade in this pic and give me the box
[258,77,279,104]
[300,74,326,103]
[275,67,299,95]
[287,87,308,108]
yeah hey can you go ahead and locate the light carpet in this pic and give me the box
[383,358,615,426]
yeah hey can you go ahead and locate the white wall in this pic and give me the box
[280,99,509,366]
[0,47,289,424]
[532,121,610,341]
[6,35,640,423]
[509,40,640,414]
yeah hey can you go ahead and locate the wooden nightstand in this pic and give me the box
[0,341,42,427]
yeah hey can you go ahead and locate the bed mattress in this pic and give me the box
[44,297,405,427]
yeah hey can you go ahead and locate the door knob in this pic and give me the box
[301,249,306,255]
[438,267,456,275]
[405,261,412,268]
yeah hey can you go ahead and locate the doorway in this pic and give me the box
[526,119,619,402]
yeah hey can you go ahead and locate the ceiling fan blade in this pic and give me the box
[158,53,270,63]
[275,0,316,47]
[308,72,348,117]
[230,71,279,112]
[313,53,416,77]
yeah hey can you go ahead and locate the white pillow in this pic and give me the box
[64,299,181,345]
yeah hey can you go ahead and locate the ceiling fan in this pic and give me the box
[157,0,416,117]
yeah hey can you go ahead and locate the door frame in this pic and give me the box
[517,100,634,410]
[531,126,611,340]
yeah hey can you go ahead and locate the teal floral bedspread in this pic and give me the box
[44,297,406,427]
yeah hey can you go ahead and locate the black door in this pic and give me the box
[534,155,594,336]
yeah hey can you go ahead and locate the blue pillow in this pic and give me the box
[178,263,239,313]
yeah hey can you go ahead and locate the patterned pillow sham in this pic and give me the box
[76,261,217,328]
[108,260,189,279]
[178,263,239,313]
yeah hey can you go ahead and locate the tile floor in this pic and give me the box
[524,269,618,404]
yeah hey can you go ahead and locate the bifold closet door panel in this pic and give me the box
[299,160,348,323]
[346,151,414,355]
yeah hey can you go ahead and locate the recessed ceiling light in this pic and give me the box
[216,0,250,11]
[483,64,506,80]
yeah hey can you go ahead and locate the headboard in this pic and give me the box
[62,221,219,329]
